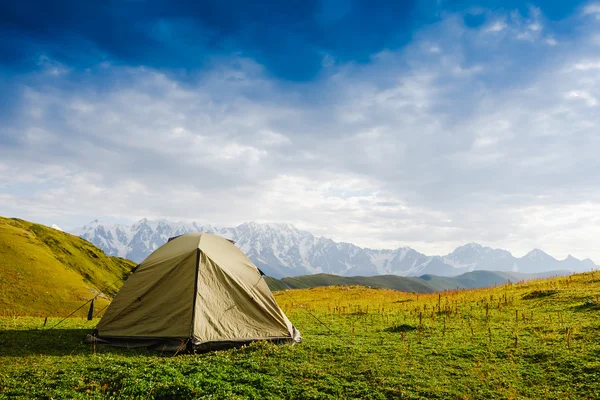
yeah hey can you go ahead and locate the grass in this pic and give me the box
[1,271,600,399]
[0,217,135,317]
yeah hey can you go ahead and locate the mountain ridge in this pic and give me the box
[264,270,572,293]
[73,218,598,279]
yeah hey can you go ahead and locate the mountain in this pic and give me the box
[439,243,515,272]
[0,217,135,316]
[50,224,63,232]
[264,270,571,293]
[74,219,598,279]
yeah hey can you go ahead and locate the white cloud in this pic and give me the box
[485,20,507,33]
[37,55,70,77]
[572,60,600,70]
[528,22,543,32]
[506,5,547,42]
[583,3,600,19]
[566,90,599,106]
[2,6,600,262]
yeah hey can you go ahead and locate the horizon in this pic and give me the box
[2,1,600,262]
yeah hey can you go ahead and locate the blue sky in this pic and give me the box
[1,0,600,259]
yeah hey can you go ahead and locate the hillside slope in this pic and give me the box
[0,217,135,316]
[265,270,570,292]
[265,274,436,292]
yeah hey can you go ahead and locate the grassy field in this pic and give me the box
[1,271,599,399]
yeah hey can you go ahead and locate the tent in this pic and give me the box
[87,232,301,351]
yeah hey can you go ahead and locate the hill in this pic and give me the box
[265,273,435,292]
[0,217,135,317]
[264,270,570,292]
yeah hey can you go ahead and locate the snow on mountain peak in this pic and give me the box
[526,248,548,260]
[85,219,101,227]
[72,218,598,278]
[449,242,484,255]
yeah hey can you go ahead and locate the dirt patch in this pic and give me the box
[522,290,558,300]
[384,324,417,333]
[573,299,600,311]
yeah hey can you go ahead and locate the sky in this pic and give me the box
[1,0,600,259]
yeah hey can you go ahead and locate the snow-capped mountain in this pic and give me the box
[73,219,598,278]
[440,243,514,271]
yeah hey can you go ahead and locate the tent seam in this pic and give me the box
[189,247,201,342]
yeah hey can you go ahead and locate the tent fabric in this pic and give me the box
[91,233,300,350]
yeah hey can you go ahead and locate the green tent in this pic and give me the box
[88,233,301,351]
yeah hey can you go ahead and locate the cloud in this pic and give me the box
[566,90,599,106]
[573,60,600,69]
[583,2,600,19]
[485,20,508,32]
[1,3,600,262]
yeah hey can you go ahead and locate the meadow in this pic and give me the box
[1,271,599,399]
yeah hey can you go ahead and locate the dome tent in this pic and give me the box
[87,233,301,352]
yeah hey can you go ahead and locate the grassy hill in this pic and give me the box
[265,270,569,293]
[265,273,436,292]
[1,270,599,398]
[0,217,135,317]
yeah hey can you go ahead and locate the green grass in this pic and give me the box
[1,271,599,399]
[0,217,135,317]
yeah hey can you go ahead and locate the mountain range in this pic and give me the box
[73,219,598,279]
